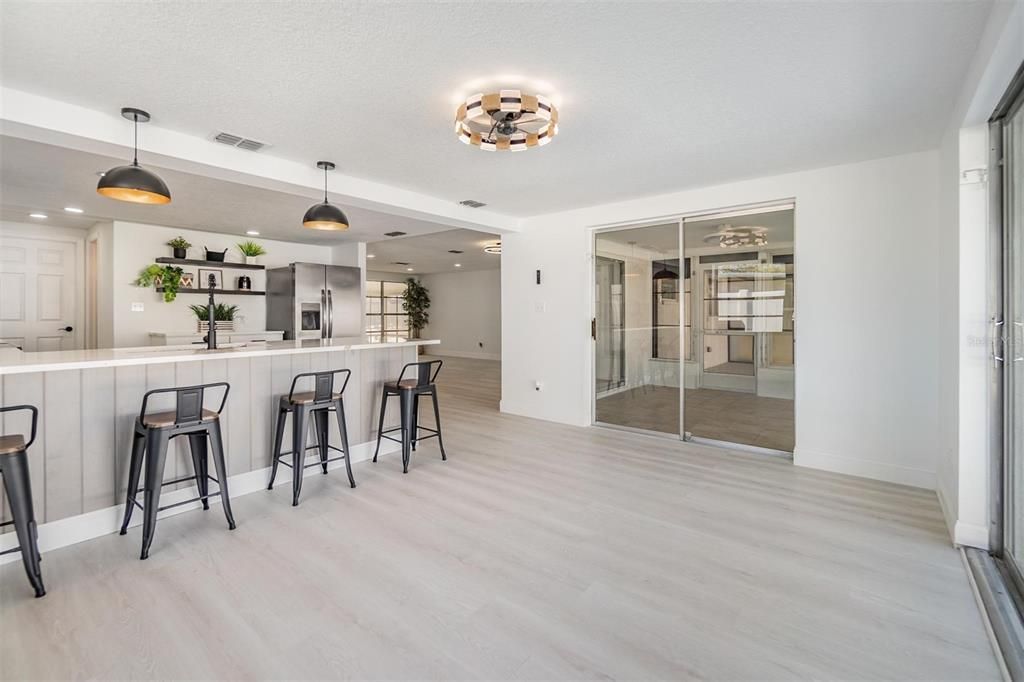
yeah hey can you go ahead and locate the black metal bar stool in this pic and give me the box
[373,360,447,473]
[268,369,355,506]
[119,382,235,560]
[0,405,45,597]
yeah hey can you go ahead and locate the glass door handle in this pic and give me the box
[993,318,1005,363]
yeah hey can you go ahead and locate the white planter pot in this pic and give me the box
[197,320,235,333]
[245,256,258,265]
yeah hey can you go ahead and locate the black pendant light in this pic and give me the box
[97,108,171,205]
[302,161,349,231]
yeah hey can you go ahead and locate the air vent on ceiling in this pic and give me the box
[459,199,487,208]
[213,131,267,152]
[392,261,410,266]
[384,231,407,237]
[448,249,464,254]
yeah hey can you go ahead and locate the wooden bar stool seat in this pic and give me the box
[118,382,236,560]
[0,435,26,454]
[0,405,45,598]
[268,369,355,506]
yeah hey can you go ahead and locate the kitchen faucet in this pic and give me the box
[205,273,217,350]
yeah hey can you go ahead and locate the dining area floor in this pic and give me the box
[0,356,1000,680]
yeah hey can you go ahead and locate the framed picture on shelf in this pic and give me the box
[180,271,196,289]
[197,268,223,290]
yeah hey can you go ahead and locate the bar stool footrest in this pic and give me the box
[157,489,226,513]
[0,545,23,556]
[379,425,441,444]
[276,445,348,468]
[134,473,218,496]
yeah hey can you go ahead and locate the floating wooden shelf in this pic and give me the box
[156,287,266,296]
[155,257,265,271]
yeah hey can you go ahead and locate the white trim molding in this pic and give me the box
[954,521,991,550]
[794,447,936,490]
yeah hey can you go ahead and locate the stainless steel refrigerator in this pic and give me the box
[266,263,362,339]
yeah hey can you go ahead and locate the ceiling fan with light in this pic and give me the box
[455,89,560,151]
[703,225,769,249]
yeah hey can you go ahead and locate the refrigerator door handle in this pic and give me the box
[321,289,327,339]
[327,289,334,338]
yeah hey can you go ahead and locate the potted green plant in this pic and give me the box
[401,277,430,351]
[166,237,191,259]
[136,264,184,302]
[237,240,267,265]
[188,303,240,333]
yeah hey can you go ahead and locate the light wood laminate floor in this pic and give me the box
[597,385,796,451]
[0,356,998,680]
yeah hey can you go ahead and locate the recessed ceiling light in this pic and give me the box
[484,241,501,254]
[406,268,414,272]
[454,263,462,267]
[246,230,260,235]
[64,207,84,214]
[366,254,376,259]
[29,213,48,219]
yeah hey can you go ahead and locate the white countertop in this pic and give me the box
[0,337,439,375]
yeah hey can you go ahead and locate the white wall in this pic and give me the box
[420,268,501,360]
[85,220,114,348]
[936,0,1024,548]
[502,150,941,489]
[109,221,333,347]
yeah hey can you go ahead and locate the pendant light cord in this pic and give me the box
[132,114,139,166]
[323,166,328,202]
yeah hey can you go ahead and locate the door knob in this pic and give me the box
[60,326,73,332]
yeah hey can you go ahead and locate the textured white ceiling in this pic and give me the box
[0,136,461,244]
[0,2,993,216]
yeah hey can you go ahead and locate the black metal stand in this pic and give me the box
[0,404,45,597]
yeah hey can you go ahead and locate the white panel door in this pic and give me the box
[0,236,79,351]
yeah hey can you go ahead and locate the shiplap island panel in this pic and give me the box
[0,338,435,535]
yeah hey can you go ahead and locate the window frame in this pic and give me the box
[364,280,410,343]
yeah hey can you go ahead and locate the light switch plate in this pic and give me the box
[131,302,145,312]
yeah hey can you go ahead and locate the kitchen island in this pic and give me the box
[0,337,438,558]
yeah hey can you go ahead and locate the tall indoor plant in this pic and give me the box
[401,277,430,341]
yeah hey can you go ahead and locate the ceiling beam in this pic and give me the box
[0,87,521,234]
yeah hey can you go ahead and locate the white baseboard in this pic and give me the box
[954,521,990,550]
[0,438,400,565]
[429,350,500,361]
[793,447,936,490]
[936,482,958,543]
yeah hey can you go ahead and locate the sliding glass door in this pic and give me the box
[1000,80,1024,590]
[591,206,795,453]
[593,223,681,436]
[682,206,795,452]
